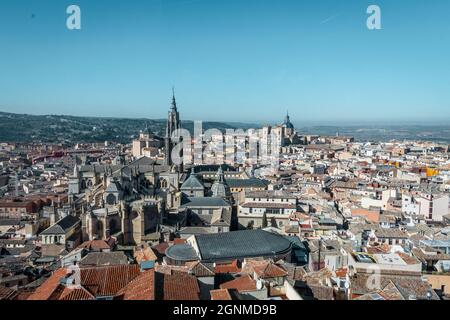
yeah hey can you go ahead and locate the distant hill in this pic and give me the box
[296,125,450,144]
[0,111,258,144]
[2,111,448,145]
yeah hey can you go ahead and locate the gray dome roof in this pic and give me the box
[181,168,204,191]
[165,243,198,262]
[283,113,294,129]
[211,167,231,198]
[195,229,293,262]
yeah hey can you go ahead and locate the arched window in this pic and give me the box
[106,193,116,205]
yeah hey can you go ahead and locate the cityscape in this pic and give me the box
[1,92,450,301]
[1,0,450,309]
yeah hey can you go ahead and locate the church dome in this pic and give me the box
[283,112,294,129]
[181,168,204,191]
[211,167,231,199]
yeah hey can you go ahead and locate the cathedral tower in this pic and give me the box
[164,88,181,166]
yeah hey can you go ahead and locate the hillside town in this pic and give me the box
[1,94,450,301]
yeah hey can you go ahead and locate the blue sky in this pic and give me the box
[0,0,449,124]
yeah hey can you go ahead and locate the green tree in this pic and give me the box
[271,217,278,228]
[261,212,268,228]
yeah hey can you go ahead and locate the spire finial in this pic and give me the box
[73,164,79,177]
[217,166,225,182]
[284,110,290,124]
[171,86,177,110]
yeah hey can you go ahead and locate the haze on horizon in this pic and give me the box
[0,0,449,124]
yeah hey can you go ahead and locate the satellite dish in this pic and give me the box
[256,279,263,290]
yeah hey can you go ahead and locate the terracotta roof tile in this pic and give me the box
[155,264,189,275]
[187,261,215,277]
[210,289,232,300]
[156,271,200,300]
[220,275,257,292]
[350,273,439,300]
[366,243,391,254]
[305,284,334,300]
[27,268,68,300]
[214,260,241,274]
[397,252,420,265]
[134,246,158,263]
[254,263,287,279]
[351,208,380,223]
[28,265,142,300]
[152,242,170,256]
[173,238,187,245]
[379,281,405,300]
[242,259,288,279]
[116,269,154,300]
[78,240,112,251]
[59,286,95,300]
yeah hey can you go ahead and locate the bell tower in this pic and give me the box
[164,88,181,166]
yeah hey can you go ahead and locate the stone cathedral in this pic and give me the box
[67,92,184,246]
[63,91,244,248]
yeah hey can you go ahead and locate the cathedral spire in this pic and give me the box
[171,86,177,111]
[165,88,181,166]
[72,164,79,178]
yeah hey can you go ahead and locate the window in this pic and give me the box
[106,193,116,205]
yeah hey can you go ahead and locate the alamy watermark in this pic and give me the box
[367,5,382,30]
[66,5,81,30]
[365,264,381,291]
[66,4,382,31]
[169,121,281,171]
